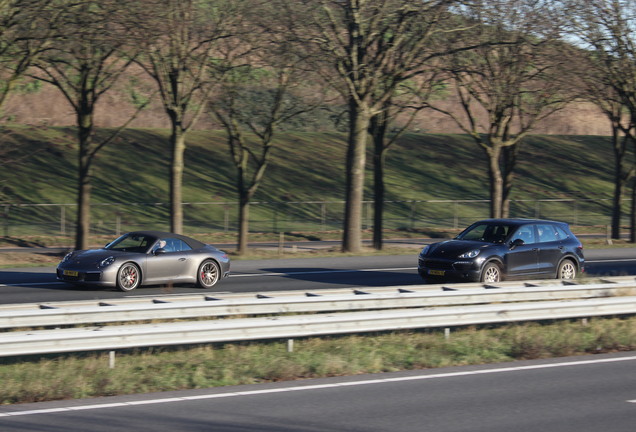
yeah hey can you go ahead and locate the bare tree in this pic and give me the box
[279,0,464,252]
[428,0,574,218]
[368,74,438,249]
[210,1,327,254]
[133,0,246,234]
[31,0,149,249]
[569,0,636,240]
[0,0,65,111]
[0,0,66,189]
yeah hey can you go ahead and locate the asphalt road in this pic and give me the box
[1,352,635,431]
[1,249,636,305]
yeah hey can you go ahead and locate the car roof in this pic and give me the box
[126,231,207,249]
[474,218,568,226]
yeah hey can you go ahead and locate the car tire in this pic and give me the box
[116,262,140,292]
[557,259,576,280]
[197,259,220,289]
[481,262,502,283]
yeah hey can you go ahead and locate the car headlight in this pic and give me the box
[99,256,115,268]
[420,245,430,256]
[458,249,480,259]
[61,252,73,263]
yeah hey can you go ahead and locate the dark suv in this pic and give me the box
[418,219,585,283]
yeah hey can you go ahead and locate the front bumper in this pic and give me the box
[418,256,482,282]
[56,266,117,287]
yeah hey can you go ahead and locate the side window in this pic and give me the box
[537,224,558,243]
[157,238,193,252]
[510,225,536,244]
[172,239,192,252]
[461,224,488,241]
[554,226,569,240]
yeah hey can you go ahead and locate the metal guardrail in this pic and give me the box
[1,282,635,329]
[1,279,636,357]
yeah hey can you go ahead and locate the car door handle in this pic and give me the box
[179,258,187,261]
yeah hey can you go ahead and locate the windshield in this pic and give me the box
[105,233,156,253]
[456,223,514,244]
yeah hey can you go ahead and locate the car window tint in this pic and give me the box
[554,226,569,239]
[459,224,488,241]
[537,224,558,242]
[488,225,510,243]
[458,223,511,243]
[510,225,536,244]
[173,239,191,252]
[108,234,154,252]
[159,238,192,252]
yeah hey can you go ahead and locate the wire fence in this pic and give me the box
[1,198,617,239]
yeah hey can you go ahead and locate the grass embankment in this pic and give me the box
[2,318,635,405]
[0,125,621,238]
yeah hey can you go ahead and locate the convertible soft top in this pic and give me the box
[127,231,207,250]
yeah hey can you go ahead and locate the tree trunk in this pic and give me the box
[75,159,91,250]
[371,114,388,250]
[74,114,93,250]
[501,143,519,218]
[486,146,504,218]
[612,160,624,240]
[237,193,249,254]
[169,121,186,234]
[342,104,370,253]
[611,128,627,240]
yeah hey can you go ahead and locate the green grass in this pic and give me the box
[0,125,623,241]
[1,317,635,404]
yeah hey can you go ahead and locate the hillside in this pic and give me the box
[0,125,618,237]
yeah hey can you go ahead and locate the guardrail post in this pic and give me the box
[444,328,451,340]
[109,351,116,369]
[287,339,294,353]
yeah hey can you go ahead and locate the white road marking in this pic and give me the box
[0,267,417,287]
[229,267,416,278]
[586,258,636,263]
[1,355,635,417]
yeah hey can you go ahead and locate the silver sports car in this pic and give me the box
[56,231,231,292]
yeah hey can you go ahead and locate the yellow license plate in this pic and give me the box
[429,269,445,276]
[63,270,79,277]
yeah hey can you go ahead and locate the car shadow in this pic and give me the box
[0,269,190,294]
[259,267,422,287]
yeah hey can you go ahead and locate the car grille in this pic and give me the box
[420,259,454,271]
[57,270,101,282]
[84,272,101,282]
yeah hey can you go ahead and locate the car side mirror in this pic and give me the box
[154,248,167,255]
[510,238,525,249]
